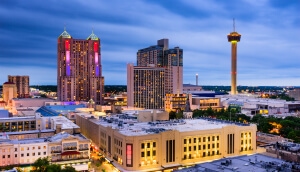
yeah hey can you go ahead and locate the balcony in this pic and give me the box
[51,157,90,164]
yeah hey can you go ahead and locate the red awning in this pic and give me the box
[61,151,81,156]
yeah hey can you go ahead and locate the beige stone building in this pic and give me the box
[76,113,257,171]
[2,82,17,105]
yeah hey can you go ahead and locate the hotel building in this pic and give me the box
[128,39,183,109]
[57,29,104,105]
[127,64,165,109]
[76,113,257,171]
[8,75,30,98]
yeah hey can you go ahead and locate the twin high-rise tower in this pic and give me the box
[227,19,241,95]
[57,29,104,104]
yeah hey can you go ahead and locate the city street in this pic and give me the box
[89,151,119,172]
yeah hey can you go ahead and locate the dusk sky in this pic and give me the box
[0,0,299,86]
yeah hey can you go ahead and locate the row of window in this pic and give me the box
[183,150,220,159]
[141,142,156,149]
[2,152,46,159]
[241,132,252,137]
[184,136,220,144]
[241,139,252,145]
[141,150,156,157]
[1,146,47,153]
[184,143,220,152]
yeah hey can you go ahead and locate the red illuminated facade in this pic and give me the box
[57,29,104,104]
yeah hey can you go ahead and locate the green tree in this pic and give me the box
[169,111,176,119]
[31,157,50,172]
[46,164,61,172]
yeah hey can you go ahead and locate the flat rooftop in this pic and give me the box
[79,113,252,136]
[51,116,80,129]
[175,154,300,172]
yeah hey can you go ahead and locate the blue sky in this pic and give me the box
[0,0,299,86]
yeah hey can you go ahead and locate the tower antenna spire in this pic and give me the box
[64,23,66,31]
[233,18,235,32]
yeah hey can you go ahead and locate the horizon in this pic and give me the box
[0,0,299,86]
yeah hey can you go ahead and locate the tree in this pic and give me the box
[169,111,176,119]
[31,157,50,172]
[46,164,61,172]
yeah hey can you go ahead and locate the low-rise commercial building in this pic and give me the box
[0,132,90,171]
[76,113,257,171]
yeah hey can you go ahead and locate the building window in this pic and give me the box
[8,155,10,158]
[141,152,144,157]
[241,133,243,137]
[2,155,5,158]
[198,145,201,150]
[15,148,17,152]
[141,143,144,149]
[217,143,219,148]
[208,137,210,142]
[38,152,41,155]
[21,154,24,157]
[147,151,150,156]
[184,147,186,152]
[32,153,35,156]
[153,150,156,156]
[38,146,41,149]
[212,136,215,141]
[203,145,206,150]
[212,143,215,148]
[198,138,201,142]
[43,152,46,155]
[147,143,150,148]
[43,146,46,149]
[217,136,219,140]
[15,154,17,158]
[153,142,156,147]
[27,153,29,156]
[189,138,191,144]
[189,146,191,151]
[203,137,206,142]
[208,144,210,149]
[194,146,196,151]
[194,138,196,143]
[203,152,206,157]
[184,139,186,144]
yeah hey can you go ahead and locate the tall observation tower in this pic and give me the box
[227,19,241,95]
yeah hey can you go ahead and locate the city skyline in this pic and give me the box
[0,0,299,86]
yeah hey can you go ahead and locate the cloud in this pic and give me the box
[0,0,299,86]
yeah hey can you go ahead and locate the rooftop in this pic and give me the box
[78,113,252,136]
[175,154,300,172]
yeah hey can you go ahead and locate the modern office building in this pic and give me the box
[8,75,30,98]
[57,29,104,105]
[227,20,241,95]
[76,113,257,172]
[127,64,165,109]
[128,39,183,109]
[2,82,17,104]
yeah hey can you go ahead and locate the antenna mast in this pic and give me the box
[233,18,235,32]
